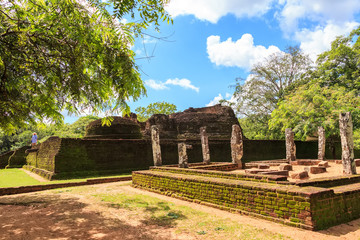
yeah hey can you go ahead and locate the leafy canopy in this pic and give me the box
[269,83,360,140]
[269,26,360,144]
[135,101,177,121]
[0,0,170,133]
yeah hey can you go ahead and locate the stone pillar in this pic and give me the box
[318,126,326,160]
[151,125,162,166]
[285,128,296,162]
[178,143,192,168]
[231,125,243,168]
[200,127,210,164]
[339,112,356,175]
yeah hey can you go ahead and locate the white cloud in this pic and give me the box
[295,21,359,60]
[145,78,199,92]
[206,93,236,107]
[166,0,274,23]
[165,78,200,92]
[145,79,169,90]
[278,0,360,33]
[207,34,280,70]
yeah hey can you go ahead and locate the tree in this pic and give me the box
[269,83,360,140]
[313,26,360,92]
[232,46,312,139]
[0,0,170,133]
[53,115,100,138]
[135,101,177,121]
[269,26,360,145]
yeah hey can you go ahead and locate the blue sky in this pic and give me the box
[66,0,360,123]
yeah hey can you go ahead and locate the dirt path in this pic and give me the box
[21,168,48,182]
[0,182,359,240]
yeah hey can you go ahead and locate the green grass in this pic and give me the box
[0,169,40,187]
[0,168,131,188]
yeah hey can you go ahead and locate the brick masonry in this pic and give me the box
[132,168,360,230]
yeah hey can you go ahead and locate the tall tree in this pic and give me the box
[135,101,177,121]
[314,26,360,92]
[0,0,170,133]
[232,46,311,139]
[269,26,360,144]
[269,83,360,140]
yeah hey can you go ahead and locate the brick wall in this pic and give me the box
[0,150,14,169]
[7,146,31,168]
[132,169,360,230]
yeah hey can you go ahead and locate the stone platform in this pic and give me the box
[133,163,360,230]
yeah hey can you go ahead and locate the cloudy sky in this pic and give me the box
[65,0,360,122]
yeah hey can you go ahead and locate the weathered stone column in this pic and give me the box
[200,127,210,164]
[231,125,243,168]
[178,143,192,168]
[285,128,296,162]
[318,126,326,160]
[339,112,356,175]
[151,125,162,166]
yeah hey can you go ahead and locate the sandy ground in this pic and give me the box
[0,181,360,240]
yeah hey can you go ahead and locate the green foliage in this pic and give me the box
[0,0,170,133]
[239,115,282,140]
[269,83,360,140]
[135,101,177,121]
[314,27,360,92]
[111,0,172,35]
[0,115,99,154]
[54,115,100,138]
[269,26,360,144]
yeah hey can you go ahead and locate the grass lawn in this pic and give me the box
[0,168,131,188]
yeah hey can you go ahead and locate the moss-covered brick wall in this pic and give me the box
[25,137,358,179]
[132,170,324,229]
[7,146,31,168]
[36,137,62,172]
[0,151,14,169]
[26,150,38,167]
[310,186,360,229]
[133,169,360,230]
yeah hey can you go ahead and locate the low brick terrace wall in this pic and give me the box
[132,167,360,230]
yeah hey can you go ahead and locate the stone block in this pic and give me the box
[355,159,360,167]
[258,164,270,169]
[309,166,326,174]
[279,163,292,171]
[318,161,329,168]
[290,171,309,180]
